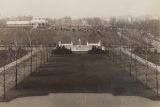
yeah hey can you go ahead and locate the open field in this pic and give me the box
[0,28,122,46]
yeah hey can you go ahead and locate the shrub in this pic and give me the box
[88,46,108,54]
[52,46,72,54]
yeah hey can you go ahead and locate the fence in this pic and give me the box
[0,46,52,98]
[108,46,160,97]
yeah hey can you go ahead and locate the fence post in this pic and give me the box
[134,54,137,81]
[23,59,25,78]
[3,67,6,99]
[130,50,133,76]
[156,64,159,97]
[46,48,48,62]
[120,36,122,67]
[123,53,126,72]
[30,47,33,76]
[112,46,114,62]
[15,50,18,89]
[40,48,43,65]
[115,48,117,64]
[120,48,122,67]
[42,46,44,64]
[145,62,149,88]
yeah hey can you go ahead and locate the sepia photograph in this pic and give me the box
[0,0,159,107]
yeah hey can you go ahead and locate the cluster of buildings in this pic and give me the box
[3,15,160,29]
[109,15,160,24]
[51,17,91,30]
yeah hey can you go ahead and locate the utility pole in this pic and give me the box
[3,66,6,99]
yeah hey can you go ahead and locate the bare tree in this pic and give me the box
[26,29,33,76]
[129,40,133,76]
[145,38,149,88]
[13,30,18,89]
[134,53,138,81]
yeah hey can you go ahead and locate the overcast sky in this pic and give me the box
[0,0,159,18]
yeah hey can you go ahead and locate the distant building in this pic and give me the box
[150,16,159,20]
[81,19,89,26]
[59,41,73,47]
[58,40,105,52]
[87,40,101,47]
[6,18,48,28]
[116,16,136,23]
[7,21,31,27]
[62,17,72,25]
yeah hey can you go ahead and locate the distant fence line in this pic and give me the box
[0,48,38,72]
[120,47,160,72]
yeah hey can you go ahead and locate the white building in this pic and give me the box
[87,41,101,47]
[6,18,48,28]
[58,40,105,51]
[59,41,73,47]
[7,21,31,27]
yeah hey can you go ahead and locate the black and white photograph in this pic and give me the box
[0,0,159,107]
